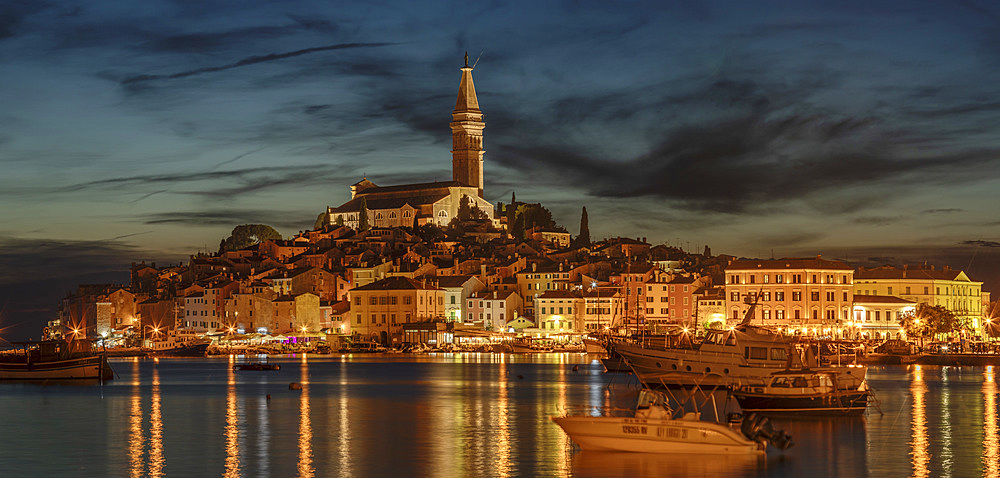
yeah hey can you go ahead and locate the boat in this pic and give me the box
[583,337,607,354]
[732,369,870,416]
[551,388,792,454]
[0,339,113,380]
[233,361,280,371]
[616,302,866,389]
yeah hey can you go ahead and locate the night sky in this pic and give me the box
[3,1,1000,338]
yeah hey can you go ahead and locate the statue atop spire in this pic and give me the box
[465,51,469,68]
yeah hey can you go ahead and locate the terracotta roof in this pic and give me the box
[537,290,580,299]
[361,181,465,194]
[435,275,475,288]
[853,295,917,304]
[352,276,441,291]
[726,258,853,271]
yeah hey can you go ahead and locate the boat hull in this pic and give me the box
[734,390,869,416]
[551,416,762,455]
[616,342,867,389]
[0,355,109,380]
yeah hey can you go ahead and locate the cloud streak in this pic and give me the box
[121,42,395,86]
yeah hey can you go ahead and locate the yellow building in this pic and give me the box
[854,265,984,329]
[725,257,854,330]
[347,276,445,343]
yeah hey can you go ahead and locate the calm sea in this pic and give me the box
[0,354,995,477]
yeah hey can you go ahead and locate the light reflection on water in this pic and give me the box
[0,356,998,477]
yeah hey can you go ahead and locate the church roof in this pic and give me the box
[360,180,467,195]
[330,194,449,213]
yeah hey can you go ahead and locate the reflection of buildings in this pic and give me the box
[984,367,999,477]
[910,365,929,478]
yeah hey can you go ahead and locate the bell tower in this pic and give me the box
[451,52,486,198]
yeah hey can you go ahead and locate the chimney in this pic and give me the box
[559,263,564,272]
[532,263,537,272]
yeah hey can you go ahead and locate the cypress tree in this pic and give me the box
[576,206,591,247]
[358,198,370,231]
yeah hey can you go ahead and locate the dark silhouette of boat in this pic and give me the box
[0,339,113,380]
[233,361,280,371]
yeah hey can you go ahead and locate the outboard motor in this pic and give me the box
[741,413,794,450]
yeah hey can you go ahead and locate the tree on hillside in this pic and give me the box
[458,195,488,220]
[573,206,590,248]
[358,198,370,231]
[219,224,283,253]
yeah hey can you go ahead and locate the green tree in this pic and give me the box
[358,198,370,231]
[220,224,283,252]
[314,212,326,230]
[899,303,961,340]
[458,195,488,220]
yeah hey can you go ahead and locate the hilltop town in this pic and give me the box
[49,56,995,349]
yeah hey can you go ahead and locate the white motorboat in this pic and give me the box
[551,389,792,454]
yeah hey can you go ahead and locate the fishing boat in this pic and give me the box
[0,339,113,380]
[233,361,280,371]
[732,369,870,415]
[551,388,792,454]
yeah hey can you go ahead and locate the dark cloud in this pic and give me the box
[922,208,963,214]
[143,210,313,230]
[121,42,395,86]
[147,17,338,54]
[0,235,172,285]
[483,77,1000,214]
[0,2,50,40]
[961,240,1000,248]
[853,216,904,226]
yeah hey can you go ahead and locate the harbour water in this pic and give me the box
[0,354,995,477]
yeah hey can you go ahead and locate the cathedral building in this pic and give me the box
[321,55,496,229]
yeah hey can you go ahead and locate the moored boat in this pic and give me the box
[732,369,870,416]
[0,339,113,380]
[551,389,792,454]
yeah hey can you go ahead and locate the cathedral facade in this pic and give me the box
[322,56,495,230]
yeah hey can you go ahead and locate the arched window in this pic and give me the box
[438,211,448,217]
[403,210,411,217]
[375,212,383,220]
[389,211,397,219]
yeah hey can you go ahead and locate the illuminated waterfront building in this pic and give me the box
[534,290,583,332]
[347,276,445,343]
[854,265,984,329]
[643,274,705,330]
[850,294,915,339]
[465,290,523,331]
[580,286,623,331]
[725,257,854,330]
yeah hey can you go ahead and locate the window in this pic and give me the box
[905,287,911,294]
[924,287,929,295]
[404,296,412,305]
[888,287,893,295]
[749,275,756,284]
[748,347,768,360]
[763,310,771,320]
[826,291,834,301]
[661,297,668,302]
[450,296,456,304]
[770,348,787,361]
[763,292,771,301]
[776,310,785,320]
[776,275,784,284]
[731,292,740,302]
[661,308,668,314]
[811,291,820,301]
[763,275,770,284]
[776,291,785,301]
[791,291,801,301]
[370,297,377,305]
[647,308,654,314]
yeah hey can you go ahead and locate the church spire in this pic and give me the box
[451,52,486,197]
